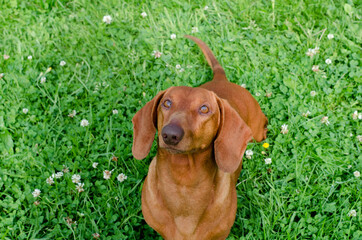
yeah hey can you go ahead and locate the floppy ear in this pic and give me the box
[132,91,165,160]
[214,97,253,173]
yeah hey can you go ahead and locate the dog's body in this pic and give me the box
[132,36,267,239]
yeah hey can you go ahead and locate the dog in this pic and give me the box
[132,35,267,240]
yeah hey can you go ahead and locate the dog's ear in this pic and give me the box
[132,90,165,160]
[214,97,253,173]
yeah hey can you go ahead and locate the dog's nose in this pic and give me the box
[161,124,184,146]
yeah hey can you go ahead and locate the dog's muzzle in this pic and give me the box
[161,124,184,146]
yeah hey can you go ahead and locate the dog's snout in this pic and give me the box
[162,124,184,146]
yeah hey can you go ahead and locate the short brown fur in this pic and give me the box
[132,36,268,239]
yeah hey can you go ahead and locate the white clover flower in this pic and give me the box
[152,50,162,59]
[46,176,54,185]
[204,6,209,10]
[65,216,76,226]
[310,91,316,97]
[281,124,288,134]
[112,109,118,115]
[76,183,84,192]
[306,48,315,57]
[117,173,128,182]
[102,15,112,24]
[93,233,100,239]
[111,155,118,162]
[62,165,69,173]
[141,12,147,18]
[32,189,41,198]
[312,65,319,72]
[321,116,330,125]
[92,162,98,168]
[264,158,272,165]
[3,54,10,60]
[255,92,261,96]
[302,111,311,117]
[357,135,362,142]
[170,34,176,40]
[80,119,89,127]
[325,59,332,64]
[60,60,66,66]
[354,171,361,178]
[348,165,352,169]
[55,172,63,179]
[0,73,4,78]
[327,34,334,40]
[103,170,112,180]
[352,111,358,120]
[68,110,76,118]
[348,209,357,217]
[55,172,63,178]
[179,68,185,73]
[28,55,33,60]
[191,27,199,33]
[72,174,81,183]
[40,76,46,84]
[245,150,253,159]
[240,84,246,88]
[23,108,29,114]
[142,92,146,97]
[175,64,181,69]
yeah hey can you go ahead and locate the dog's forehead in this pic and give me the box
[165,86,214,102]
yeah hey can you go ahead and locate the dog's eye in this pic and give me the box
[199,105,209,114]
[163,99,172,109]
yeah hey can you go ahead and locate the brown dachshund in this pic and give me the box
[132,35,267,240]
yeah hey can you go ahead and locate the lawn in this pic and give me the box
[0,0,361,239]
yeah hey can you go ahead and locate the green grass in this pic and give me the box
[0,0,361,239]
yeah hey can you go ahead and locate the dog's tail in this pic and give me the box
[185,35,226,79]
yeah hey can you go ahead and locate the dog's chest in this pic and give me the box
[160,180,213,210]
[169,186,212,234]
[159,176,213,230]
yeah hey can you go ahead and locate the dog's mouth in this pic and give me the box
[161,145,187,154]
[158,140,189,154]
[160,144,207,155]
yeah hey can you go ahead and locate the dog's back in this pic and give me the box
[185,35,268,141]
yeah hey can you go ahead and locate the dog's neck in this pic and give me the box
[156,147,217,187]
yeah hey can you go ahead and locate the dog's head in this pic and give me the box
[132,86,252,173]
